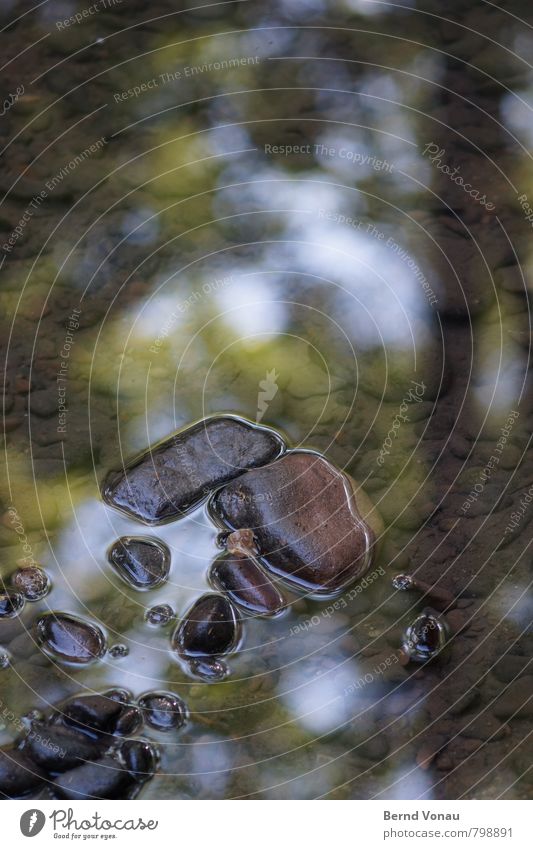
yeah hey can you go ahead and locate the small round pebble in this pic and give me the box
[11,567,50,601]
[138,692,187,731]
[0,591,24,619]
[109,644,129,658]
[0,650,11,669]
[392,574,413,591]
[145,604,174,626]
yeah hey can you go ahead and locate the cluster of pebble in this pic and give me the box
[1,416,379,682]
[0,566,50,619]
[100,415,378,679]
[0,690,187,799]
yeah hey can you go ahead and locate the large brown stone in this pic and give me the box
[210,451,375,596]
[102,415,285,524]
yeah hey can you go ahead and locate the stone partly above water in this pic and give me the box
[209,554,286,616]
[138,691,188,731]
[402,609,449,663]
[11,567,50,601]
[35,613,107,664]
[107,537,170,590]
[102,415,285,525]
[172,593,241,679]
[0,590,25,619]
[210,451,375,596]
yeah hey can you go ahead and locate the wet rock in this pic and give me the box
[51,756,136,800]
[209,554,286,616]
[189,657,228,680]
[102,415,285,524]
[402,610,448,662]
[114,707,143,736]
[120,739,157,777]
[62,694,124,734]
[104,689,131,704]
[35,613,107,664]
[0,648,10,669]
[109,644,129,658]
[145,603,174,625]
[11,567,50,601]
[138,692,187,731]
[493,676,533,720]
[0,748,46,797]
[24,723,103,772]
[210,451,375,595]
[0,590,24,618]
[173,594,240,662]
[107,536,170,590]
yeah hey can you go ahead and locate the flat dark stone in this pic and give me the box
[51,756,136,800]
[107,536,170,590]
[0,748,46,797]
[61,694,124,734]
[210,554,285,616]
[102,415,285,524]
[138,692,187,731]
[24,723,103,772]
[210,451,374,596]
[35,613,107,664]
[172,593,240,659]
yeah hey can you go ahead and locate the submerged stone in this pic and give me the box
[0,748,46,797]
[210,554,285,616]
[210,451,375,596]
[107,536,170,590]
[0,590,24,618]
[11,566,50,601]
[172,593,240,661]
[102,415,285,525]
[24,723,103,772]
[51,756,136,800]
[138,692,187,731]
[35,613,106,664]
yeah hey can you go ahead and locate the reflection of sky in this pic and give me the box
[375,763,433,800]
[473,348,524,413]
[51,497,217,609]
[215,275,287,339]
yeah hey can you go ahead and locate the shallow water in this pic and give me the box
[1,0,532,799]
